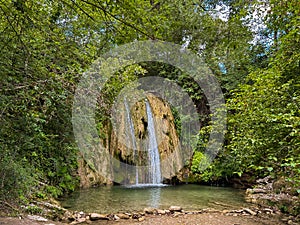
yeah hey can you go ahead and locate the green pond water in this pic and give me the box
[60,184,251,213]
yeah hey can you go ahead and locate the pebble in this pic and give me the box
[157,209,166,215]
[117,213,130,219]
[114,215,120,221]
[90,213,109,221]
[144,207,157,214]
[132,213,140,219]
[138,216,145,222]
[222,210,230,214]
[173,212,182,217]
[243,208,257,215]
[169,206,182,212]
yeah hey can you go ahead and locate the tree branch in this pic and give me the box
[0,200,19,212]
[0,3,29,54]
[79,0,156,40]
[65,0,95,21]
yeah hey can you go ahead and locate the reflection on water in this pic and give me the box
[149,187,160,208]
[60,184,249,214]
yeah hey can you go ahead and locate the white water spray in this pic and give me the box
[124,98,139,184]
[145,100,162,184]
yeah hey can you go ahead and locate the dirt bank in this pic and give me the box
[0,212,285,225]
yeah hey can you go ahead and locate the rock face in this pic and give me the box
[77,153,112,188]
[78,93,183,186]
[111,94,183,184]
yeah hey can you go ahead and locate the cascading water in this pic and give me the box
[124,98,162,186]
[145,100,162,184]
[124,98,139,185]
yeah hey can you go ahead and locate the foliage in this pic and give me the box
[191,151,210,174]
[200,0,300,190]
[0,149,35,202]
[0,0,95,201]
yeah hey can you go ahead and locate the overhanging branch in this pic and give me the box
[78,0,156,40]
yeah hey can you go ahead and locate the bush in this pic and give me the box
[0,149,35,202]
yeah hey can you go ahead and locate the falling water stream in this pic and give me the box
[145,100,162,184]
[124,98,139,185]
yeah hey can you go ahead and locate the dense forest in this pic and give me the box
[0,0,299,215]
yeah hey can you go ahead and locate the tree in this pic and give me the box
[215,0,300,190]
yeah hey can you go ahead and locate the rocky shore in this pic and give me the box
[60,206,278,224]
[1,201,296,225]
[245,176,299,224]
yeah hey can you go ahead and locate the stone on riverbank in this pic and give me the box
[117,213,130,219]
[90,213,109,221]
[138,216,145,222]
[169,206,182,212]
[144,207,157,214]
[243,208,257,215]
[157,209,166,215]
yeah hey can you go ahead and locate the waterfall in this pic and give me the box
[124,98,139,185]
[123,98,162,186]
[145,100,162,184]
